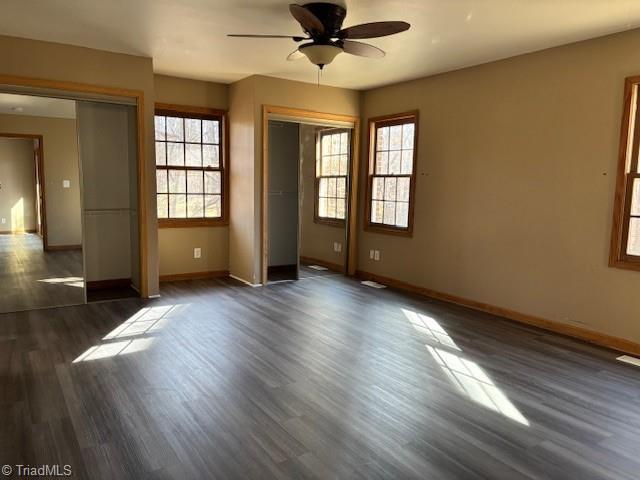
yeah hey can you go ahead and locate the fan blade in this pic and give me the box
[228,34,307,42]
[287,49,305,61]
[342,40,385,58]
[337,21,410,39]
[289,4,325,35]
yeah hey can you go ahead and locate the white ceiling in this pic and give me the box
[0,93,76,119]
[2,0,640,90]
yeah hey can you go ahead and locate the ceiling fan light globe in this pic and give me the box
[300,44,342,68]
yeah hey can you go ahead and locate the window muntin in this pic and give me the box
[367,113,417,233]
[154,111,224,224]
[316,129,349,223]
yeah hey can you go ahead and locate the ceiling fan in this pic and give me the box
[228,2,410,70]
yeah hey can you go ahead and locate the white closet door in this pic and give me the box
[77,101,139,288]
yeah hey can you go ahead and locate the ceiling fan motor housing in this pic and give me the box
[302,2,347,41]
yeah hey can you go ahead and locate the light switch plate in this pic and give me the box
[374,250,380,261]
[63,180,70,188]
[194,247,201,259]
[369,249,375,259]
[1,218,5,224]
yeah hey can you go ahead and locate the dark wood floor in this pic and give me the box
[1,274,640,479]
[0,233,84,313]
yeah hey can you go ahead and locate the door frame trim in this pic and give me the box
[0,74,149,297]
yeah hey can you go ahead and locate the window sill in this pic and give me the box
[159,218,228,229]
[314,217,346,228]
[364,223,413,237]
[609,258,640,272]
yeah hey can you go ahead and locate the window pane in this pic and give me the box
[377,126,389,151]
[187,194,204,218]
[156,170,168,193]
[168,170,186,193]
[390,125,402,150]
[389,151,401,174]
[372,177,384,200]
[397,177,410,202]
[203,120,219,144]
[331,135,340,156]
[169,194,186,218]
[321,156,331,175]
[322,134,331,155]
[327,178,336,197]
[203,144,219,168]
[155,141,166,166]
[319,178,328,197]
[205,195,221,217]
[631,178,640,215]
[331,155,340,176]
[401,149,413,174]
[185,118,201,143]
[383,201,396,225]
[187,170,203,193]
[327,197,337,218]
[371,200,383,223]
[318,197,328,217]
[154,116,165,141]
[167,143,184,166]
[157,194,168,219]
[337,177,346,199]
[402,123,415,150]
[396,202,409,228]
[336,199,346,219]
[166,117,184,142]
[375,152,388,174]
[340,132,348,154]
[204,171,221,194]
[627,217,640,255]
[384,177,397,201]
[339,155,348,176]
[185,143,202,167]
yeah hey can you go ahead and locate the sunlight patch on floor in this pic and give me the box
[403,308,529,426]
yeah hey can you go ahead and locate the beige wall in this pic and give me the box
[0,138,36,233]
[359,28,640,344]
[0,114,80,246]
[153,74,230,276]
[229,76,259,284]
[0,34,159,296]
[299,124,346,267]
[229,75,360,283]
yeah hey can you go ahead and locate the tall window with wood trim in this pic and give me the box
[316,128,349,225]
[365,111,418,235]
[610,77,640,269]
[154,107,226,227]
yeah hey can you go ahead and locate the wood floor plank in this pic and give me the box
[0,274,639,479]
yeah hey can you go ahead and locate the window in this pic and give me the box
[154,106,226,227]
[611,76,640,269]
[365,111,418,235]
[316,129,349,225]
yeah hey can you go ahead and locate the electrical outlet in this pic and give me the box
[334,242,342,253]
[369,249,375,259]
[63,180,70,188]
[374,250,380,261]
[193,247,201,259]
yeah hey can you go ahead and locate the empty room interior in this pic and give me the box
[2,1,640,478]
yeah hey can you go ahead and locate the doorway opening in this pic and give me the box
[262,106,360,285]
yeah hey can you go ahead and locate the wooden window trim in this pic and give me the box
[314,128,349,227]
[155,103,229,228]
[364,111,419,237]
[609,76,640,270]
